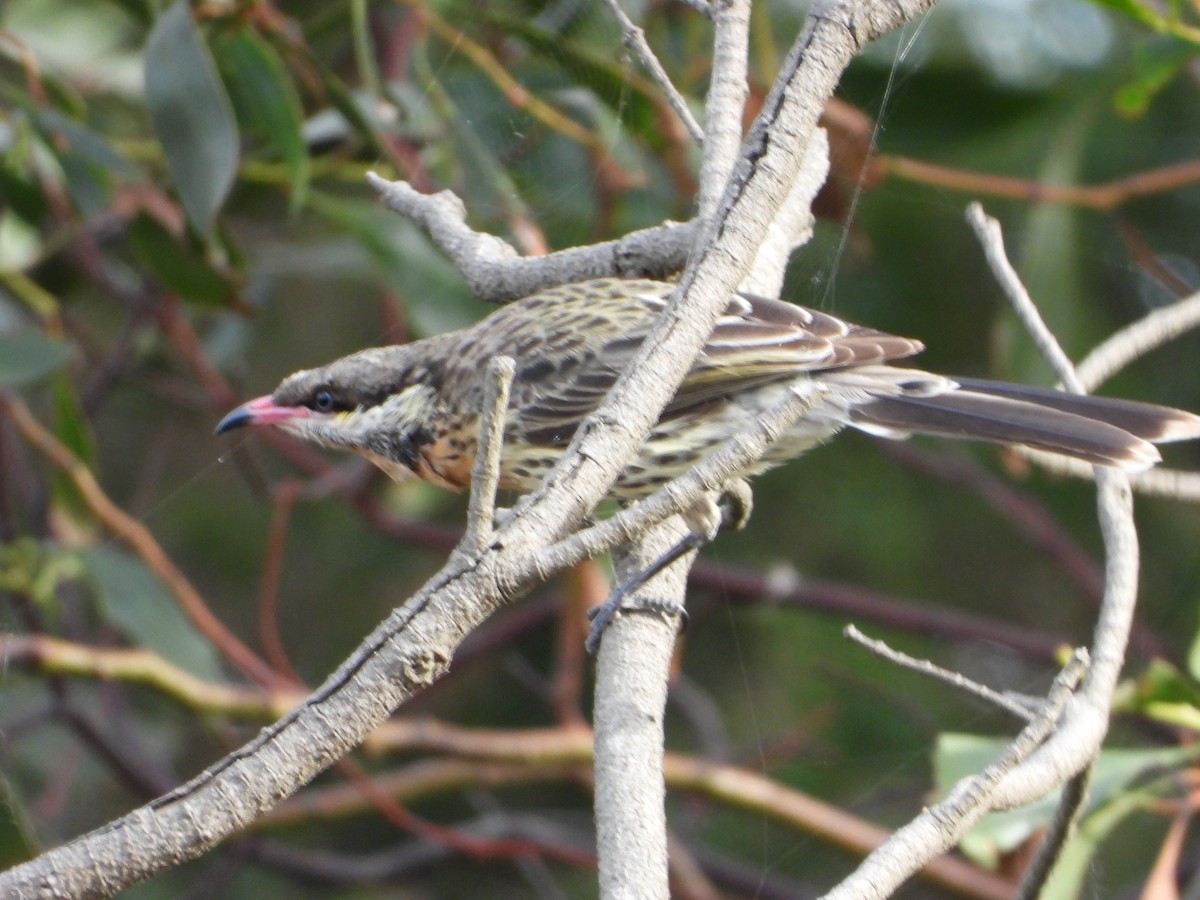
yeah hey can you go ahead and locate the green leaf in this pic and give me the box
[1116,659,1200,730]
[1116,38,1196,117]
[0,163,48,225]
[82,546,222,682]
[0,773,39,868]
[48,372,98,518]
[1089,0,1167,29]
[127,214,235,307]
[215,30,310,212]
[30,109,138,218]
[1187,623,1200,682]
[31,109,139,179]
[0,331,72,385]
[1037,782,1153,899]
[144,1,239,234]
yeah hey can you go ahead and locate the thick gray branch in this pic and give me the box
[365,175,700,303]
[593,521,691,900]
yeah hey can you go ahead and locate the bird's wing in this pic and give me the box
[514,285,923,447]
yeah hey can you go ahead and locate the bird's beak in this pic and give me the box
[215,396,311,435]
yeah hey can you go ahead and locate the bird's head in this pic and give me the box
[216,344,449,482]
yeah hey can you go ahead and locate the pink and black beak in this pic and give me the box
[215,396,311,435]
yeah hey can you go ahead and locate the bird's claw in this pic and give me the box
[585,592,687,655]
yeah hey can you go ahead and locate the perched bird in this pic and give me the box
[218,277,1200,649]
[217,277,1200,493]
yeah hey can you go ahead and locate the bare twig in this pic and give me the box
[957,203,1139,890]
[0,392,286,691]
[405,1,619,157]
[258,480,303,682]
[826,650,1088,900]
[966,203,1084,393]
[968,203,1200,500]
[1013,767,1092,900]
[1015,445,1200,500]
[464,356,515,555]
[843,625,1036,721]
[535,385,828,575]
[883,155,1200,211]
[1076,290,1200,391]
[599,0,703,145]
[0,634,302,719]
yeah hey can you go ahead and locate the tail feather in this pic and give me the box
[850,389,1164,472]
[953,378,1200,444]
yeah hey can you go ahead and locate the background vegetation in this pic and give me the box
[3,0,1200,895]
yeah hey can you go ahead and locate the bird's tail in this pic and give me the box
[847,376,1200,472]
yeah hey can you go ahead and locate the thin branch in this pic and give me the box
[968,203,1200,501]
[1013,767,1092,900]
[1014,446,1200,500]
[404,1,618,156]
[952,204,1140,886]
[0,634,301,720]
[966,203,1084,393]
[691,559,1065,659]
[258,480,303,682]
[1075,290,1200,391]
[825,650,1088,900]
[883,155,1200,211]
[464,356,515,555]
[535,385,828,575]
[0,392,286,691]
[248,812,594,882]
[843,626,1036,721]
[824,203,1148,897]
[599,0,703,144]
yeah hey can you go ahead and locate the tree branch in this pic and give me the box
[363,174,701,303]
[463,356,515,555]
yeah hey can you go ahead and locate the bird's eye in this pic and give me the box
[313,390,336,412]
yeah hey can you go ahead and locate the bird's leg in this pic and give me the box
[718,477,754,530]
[584,529,705,655]
[585,482,754,655]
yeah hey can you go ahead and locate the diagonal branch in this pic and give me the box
[0,392,286,691]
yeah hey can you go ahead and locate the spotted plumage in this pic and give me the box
[217,278,1200,497]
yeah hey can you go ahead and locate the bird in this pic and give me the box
[217,277,1200,485]
[217,278,1200,645]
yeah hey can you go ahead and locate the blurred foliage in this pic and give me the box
[3,0,1200,896]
